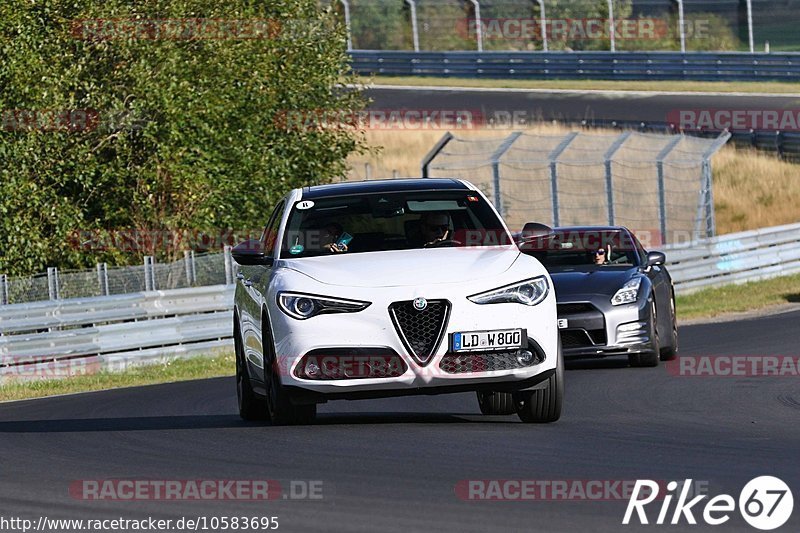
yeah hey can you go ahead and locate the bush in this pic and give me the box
[0,0,366,275]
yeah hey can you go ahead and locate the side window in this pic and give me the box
[262,201,285,256]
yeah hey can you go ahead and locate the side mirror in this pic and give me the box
[232,239,273,266]
[646,251,666,266]
[516,222,554,252]
[519,222,554,241]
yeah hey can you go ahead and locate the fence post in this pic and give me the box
[224,246,234,285]
[365,162,372,180]
[603,131,631,226]
[421,132,454,178]
[190,250,197,285]
[184,250,195,286]
[47,267,60,300]
[547,132,579,227]
[404,0,420,52]
[656,135,683,245]
[96,263,110,296]
[0,274,7,305]
[489,131,522,218]
[144,256,155,291]
[699,132,731,238]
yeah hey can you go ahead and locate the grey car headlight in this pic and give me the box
[611,278,642,306]
[278,292,371,320]
[468,276,549,306]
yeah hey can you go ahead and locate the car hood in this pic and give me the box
[548,267,638,299]
[283,246,521,288]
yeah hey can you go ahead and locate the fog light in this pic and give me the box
[305,362,320,378]
[618,321,646,333]
[516,349,534,365]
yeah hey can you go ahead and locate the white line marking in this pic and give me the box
[358,83,800,99]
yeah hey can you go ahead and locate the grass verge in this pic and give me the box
[360,76,800,94]
[0,352,234,402]
[676,273,800,320]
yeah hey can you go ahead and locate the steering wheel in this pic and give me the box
[425,239,463,248]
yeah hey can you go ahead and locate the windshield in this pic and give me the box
[280,190,510,258]
[530,230,642,268]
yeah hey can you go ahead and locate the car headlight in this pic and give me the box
[468,276,549,306]
[277,292,371,320]
[611,278,642,306]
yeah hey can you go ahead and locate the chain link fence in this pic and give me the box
[0,251,234,306]
[422,130,730,243]
[340,0,800,52]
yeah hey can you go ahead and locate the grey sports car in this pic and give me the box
[518,225,678,367]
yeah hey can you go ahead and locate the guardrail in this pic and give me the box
[0,285,233,383]
[350,50,800,81]
[1,222,798,381]
[664,222,800,292]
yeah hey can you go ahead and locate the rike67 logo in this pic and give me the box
[623,477,793,530]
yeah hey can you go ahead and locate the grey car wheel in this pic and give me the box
[629,298,660,367]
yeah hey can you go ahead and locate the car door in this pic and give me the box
[240,200,284,388]
[634,233,670,333]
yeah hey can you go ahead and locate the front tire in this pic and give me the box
[660,293,679,361]
[514,343,563,423]
[477,391,516,415]
[235,321,267,421]
[629,298,660,368]
[263,317,316,426]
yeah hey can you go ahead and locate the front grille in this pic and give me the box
[557,303,597,315]
[389,300,450,365]
[560,329,606,348]
[439,348,543,374]
[560,330,594,348]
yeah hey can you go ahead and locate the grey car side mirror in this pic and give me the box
[647,251,666,266]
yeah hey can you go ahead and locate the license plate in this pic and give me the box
[452,329,524,352]
[557,319,568,329]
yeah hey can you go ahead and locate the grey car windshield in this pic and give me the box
[534,230,643,267]
[280,191,510,258]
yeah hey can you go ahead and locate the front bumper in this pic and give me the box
[267,286,559,398]
[557,293,653,359]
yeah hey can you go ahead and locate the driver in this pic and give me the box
[419,212,452,247]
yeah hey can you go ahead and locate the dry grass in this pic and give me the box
[712,145,800,233]
[347,127,800,235]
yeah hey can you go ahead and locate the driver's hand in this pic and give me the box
[425,229,449,247]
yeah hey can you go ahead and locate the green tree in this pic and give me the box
[0,0,366,275]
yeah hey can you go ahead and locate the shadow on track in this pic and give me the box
[0,412,523,432]
[0,415,247,433]
[565,358,630,371]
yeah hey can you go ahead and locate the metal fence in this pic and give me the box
[339,0,800,53]
[421,130,730,243]
[0,250,235,306]
[350,50,800,81]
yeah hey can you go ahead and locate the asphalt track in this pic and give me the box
[365,86,800,125]
[1,309,798,532]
